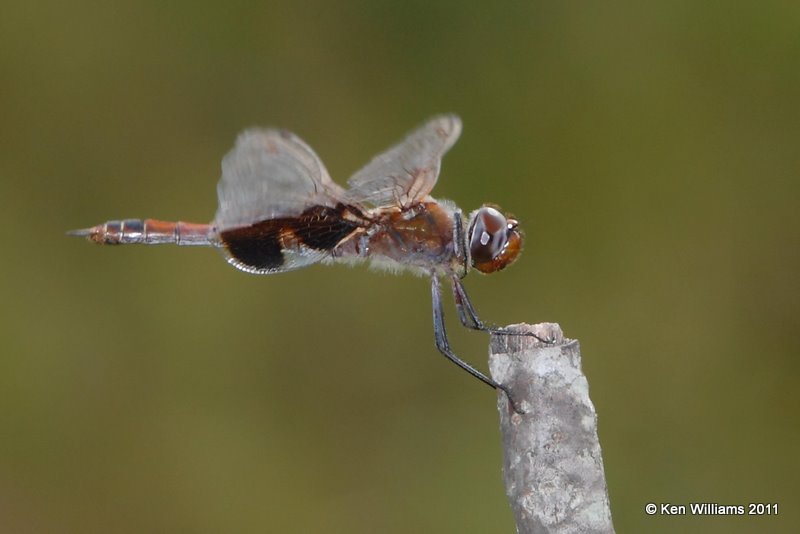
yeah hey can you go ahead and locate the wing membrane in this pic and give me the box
[346,114,462,208]
[214,128,347,230]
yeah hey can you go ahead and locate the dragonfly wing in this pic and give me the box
[223,238,331,275]
[214,128,347,231]
[219,210,363,274]
[346,114,462,208]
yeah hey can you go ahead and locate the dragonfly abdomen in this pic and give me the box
[68,219,214,246]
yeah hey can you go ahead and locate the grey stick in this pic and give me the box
[489,323,615,534]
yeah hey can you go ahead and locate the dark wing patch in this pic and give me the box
[291,205,361,251]
[219,204,364,273]
[220,222,285,272]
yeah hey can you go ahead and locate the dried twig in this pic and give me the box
[489,323,614,534]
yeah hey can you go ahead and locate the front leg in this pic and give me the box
[452,209,469,279]
[431,274,522,412]
[451,275,554,344]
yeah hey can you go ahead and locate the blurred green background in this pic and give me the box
[2,1,798,532]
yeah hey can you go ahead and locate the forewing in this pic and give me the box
[214,128,347,230]
[346,114,462,208]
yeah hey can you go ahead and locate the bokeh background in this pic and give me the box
[2,2,798,532]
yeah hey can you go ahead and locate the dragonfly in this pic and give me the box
[70,115,548,410]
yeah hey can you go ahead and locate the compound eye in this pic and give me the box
[470,206,508,261]
[468,206,523,274]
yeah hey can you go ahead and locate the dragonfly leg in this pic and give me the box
[450,275,554,344]
[431,274,522,412]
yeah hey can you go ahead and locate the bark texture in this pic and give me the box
[489,323,614,534]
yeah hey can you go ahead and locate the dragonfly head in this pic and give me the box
[467,205,522,274]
